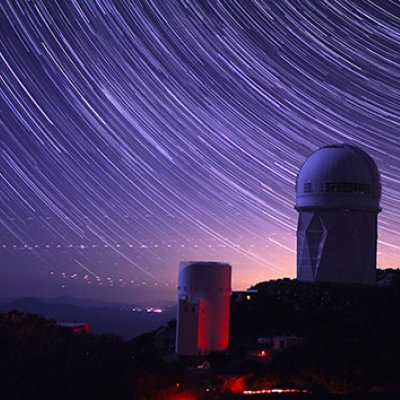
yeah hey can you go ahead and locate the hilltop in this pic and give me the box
[229,269,400,395]
[0,270,399,399]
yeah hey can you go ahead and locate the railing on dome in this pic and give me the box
[324,181,371,195]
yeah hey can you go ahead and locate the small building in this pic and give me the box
[272,335,301,351]
[231,289,258,303]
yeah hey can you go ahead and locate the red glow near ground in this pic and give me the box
[161,389,197,400]
[221,376,247,393]
[170,394,196,400]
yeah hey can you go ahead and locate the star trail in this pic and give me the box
[0,1,399,302]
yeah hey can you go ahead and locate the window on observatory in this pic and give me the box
[304,182,312,193]
[324,182,371,194]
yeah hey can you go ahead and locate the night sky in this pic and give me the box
[0,1,399,303]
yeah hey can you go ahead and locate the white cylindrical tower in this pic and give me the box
[176,261,231,356]
[296,144,381,285]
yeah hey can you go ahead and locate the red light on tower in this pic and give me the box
[176,261,231,356]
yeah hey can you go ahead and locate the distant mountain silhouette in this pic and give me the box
[0,296,176,339]
[45,295,175,309]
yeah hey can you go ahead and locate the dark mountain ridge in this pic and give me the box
[0,296,176,339]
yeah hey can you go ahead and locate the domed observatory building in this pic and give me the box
[176,261,231,356]
[295,144,381,285]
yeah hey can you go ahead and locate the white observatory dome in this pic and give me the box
[296,144,381,210]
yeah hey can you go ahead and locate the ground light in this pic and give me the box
[243,388,310,395]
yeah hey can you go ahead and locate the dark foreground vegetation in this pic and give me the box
[1,269,399,399]
[229,268,400,398]
[0,312,184,399]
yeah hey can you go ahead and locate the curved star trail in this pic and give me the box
[0,1,399,301]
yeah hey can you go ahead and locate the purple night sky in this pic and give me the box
[0,1,399,303]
